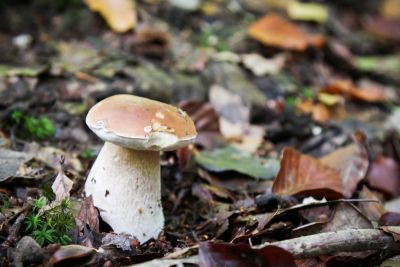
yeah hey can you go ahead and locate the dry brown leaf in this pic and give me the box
[358,186,386,221]
[366,156,400,199]
[320,142,369,198]
[51,169,73,201]
[381,226,400,241]
[248,13,325,51]
[85,0,137,33]
[50,245,97,266]
[126,27,169,58]
[321,80,386,103]
[179,100,220,133]
[77,196,100,233]
[272,148,344,200]
[296,100,330,123]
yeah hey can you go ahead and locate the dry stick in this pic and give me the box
[254,228,400,258]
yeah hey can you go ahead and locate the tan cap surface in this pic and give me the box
[86,94,197,151]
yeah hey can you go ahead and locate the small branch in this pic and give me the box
[254,228,400,258]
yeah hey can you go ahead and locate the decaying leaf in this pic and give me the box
[381,226,400,241]
[296,100,330,123]
[102,232,138,251]
[196,146,279,180]
[77,196,100,233]
[272,148,344,199]
[320,141,369,198]
[0,149,31,182]
[379,212,400,226]
[248,13,325,51]
[293,202,372,238]
[50,245,97,266]
[51,169,73,201]
[209,84,250,139]
[321,80,385,103]
[358,186,386,221]
[241,53,286,76]
[366,156,400,198]
[199,242,297,267]
[85,0,137,33]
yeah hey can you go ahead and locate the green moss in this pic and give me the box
[9,110,55,141]
[24,197,74,246]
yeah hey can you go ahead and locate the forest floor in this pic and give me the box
[0,0,400,266]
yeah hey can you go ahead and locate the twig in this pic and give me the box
[254,228,400,258]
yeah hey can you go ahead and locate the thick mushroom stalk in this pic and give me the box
[85,142,163,243]
[84,94,196,244]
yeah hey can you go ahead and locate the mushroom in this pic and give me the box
[85,94,197,243]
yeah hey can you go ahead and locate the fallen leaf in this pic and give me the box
[77,196,100,233]
[0,65,47,77]
[381,226,400,241]
[320,141,369,198]
[272,148,343,200]
[296,100,331,123]
[366,156,400,199]
[126,27,169,58]
[317,93,343,106]
[358,186,386,221]
[363,16,400,42]
[51,169,73,201]
[179,100,220,133]
[380,0,400,19]
[321,79,386,103]
[321,203,372,232]
[50,245,97,266]
[354,55,400,77]
[196,147,279,180]
[241,53,286,76]
[385,197,400,213]
[85,0,137,33]
[293,202,372,237]
[199,242,296,267]
[0,149,31,182]
[248,13,325,51]
[286,1,328,23]
[209,84,250,139]
[102,232,138,251]
[380,212,400,226]
[51,41,104,75]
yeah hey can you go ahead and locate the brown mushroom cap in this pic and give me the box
[86,94,197,151]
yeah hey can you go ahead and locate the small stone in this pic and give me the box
[15,236,42,264]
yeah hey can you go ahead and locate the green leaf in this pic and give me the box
[0,64,47,77]
[196,147,279,179]
[354,55,400,76]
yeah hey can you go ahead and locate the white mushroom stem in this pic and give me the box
[85,142,164,243]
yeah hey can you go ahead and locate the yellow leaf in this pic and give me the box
[287,1,328,23]
[85,0,137,33]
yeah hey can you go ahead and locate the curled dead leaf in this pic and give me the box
[50,245,97,267]
[321,80,385,103]
[85,0,137,33]
[272,148,343,200]
[248,13,325,51]
[320,141,369,198]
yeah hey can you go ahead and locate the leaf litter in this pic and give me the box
[0,0,400,266]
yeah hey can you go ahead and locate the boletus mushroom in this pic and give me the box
[85,94,197,243]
